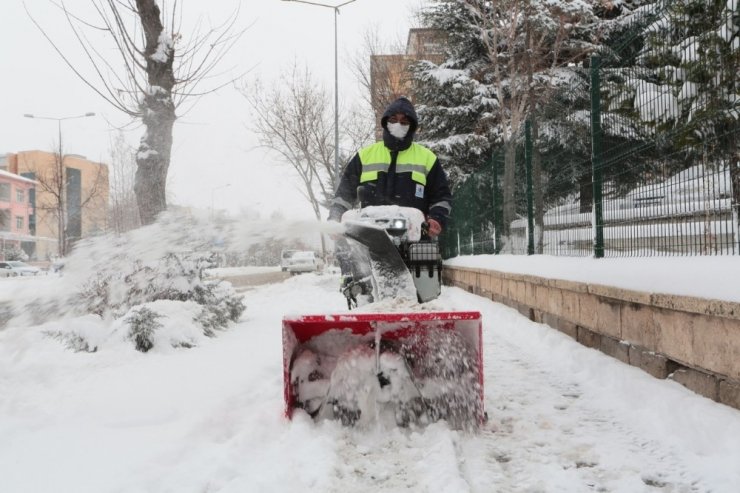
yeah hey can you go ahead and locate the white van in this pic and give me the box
[281,250,322,274]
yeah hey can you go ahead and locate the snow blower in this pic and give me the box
[283,206,484,428]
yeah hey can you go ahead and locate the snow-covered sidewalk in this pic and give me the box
[1,272,739,492]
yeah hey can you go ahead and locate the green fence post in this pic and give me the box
[491,154,501,253]
[525,119,535,255]
[590,55,605,259]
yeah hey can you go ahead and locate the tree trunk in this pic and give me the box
[502,138,517,238]
[134,0,176,225]
[532,117,544,253]
[135,97,175,225]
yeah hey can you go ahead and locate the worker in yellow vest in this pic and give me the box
[328,97,452,237]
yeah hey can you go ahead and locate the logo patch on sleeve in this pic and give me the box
[415,184,425,198]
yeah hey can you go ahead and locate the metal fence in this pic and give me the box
[442,0,739,259]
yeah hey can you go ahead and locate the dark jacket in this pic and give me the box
[329,97,452,227]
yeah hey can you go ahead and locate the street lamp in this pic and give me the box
[24,113,96,155]
[281,0,359,190]
[210,184,232,219]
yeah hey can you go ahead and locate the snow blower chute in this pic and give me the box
[283,206,484,428]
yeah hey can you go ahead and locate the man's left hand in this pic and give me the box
[427,218,442,237]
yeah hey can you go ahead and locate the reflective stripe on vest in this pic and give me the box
[358,142,436,185]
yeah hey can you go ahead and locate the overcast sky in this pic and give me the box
[0,0,425,220]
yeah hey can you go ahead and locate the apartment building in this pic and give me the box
[2,151,109,259]
[370,28,446,137]
[0,163,37,260]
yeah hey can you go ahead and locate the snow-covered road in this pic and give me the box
[2,272,740,492]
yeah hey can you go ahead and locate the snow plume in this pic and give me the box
[0,209,338,352]
[290,326,482,430]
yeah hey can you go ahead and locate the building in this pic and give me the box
[370,28,446,137]
[1,151,109,259]
[0,164,37,260]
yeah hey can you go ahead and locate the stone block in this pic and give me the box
[514,281,527,304]
[629,346,678,379]
[514,302,532,320]
[670,367,720,402]
[542,313,577,339]
[620,302,658,351]
[491,275,504,296]
[577,325,601,349]
[480,273,492,294]
[595,298,622,339]
[600,336,630,364]
[578,294,598,330]
[652,293,740,320]
[588,283,651,305]
[719,380,740,411]
[655,310,740,381]
[531,285,552,312]
[559,289,580,323]
[544,287,564,318]
[578,294,621,339]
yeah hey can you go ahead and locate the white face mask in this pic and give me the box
[387,122,410,139]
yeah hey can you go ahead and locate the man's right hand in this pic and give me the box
[427,218,442,237]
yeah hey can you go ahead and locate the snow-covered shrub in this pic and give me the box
[125,306,162,353]
[15,210,312,351]
[3,246,28,261]
[194,281,247,336]
[71,250,245,347]
[75,251,245,323]
[43,330,98,353]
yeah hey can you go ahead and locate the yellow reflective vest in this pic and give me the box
[358,142,437,186]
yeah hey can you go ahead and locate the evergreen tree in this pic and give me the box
[413,0,495,187]
[415,0,601,245]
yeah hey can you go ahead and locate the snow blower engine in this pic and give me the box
[338,206,443,309]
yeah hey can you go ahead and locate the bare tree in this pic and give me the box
[349,28,409,131]
[242,64,374,221]
[108,131,141,234]
[27,1,244,225]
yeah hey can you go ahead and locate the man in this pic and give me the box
[328,97,452,236]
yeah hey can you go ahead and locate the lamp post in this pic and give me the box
[281,0,359,190]
[210,184,232,219]
[24,113,96,154]
[23,112,96,257]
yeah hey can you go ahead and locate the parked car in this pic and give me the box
[282,250,322,274]
[0,261,41,277]
[280,250,299,272]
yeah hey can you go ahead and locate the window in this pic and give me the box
[16,188,25,203]
[0,210,9,231]
[16,216,24,230]
[0,183,9,202]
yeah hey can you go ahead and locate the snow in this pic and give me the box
[2,256,740,491]
[446,254,740,303]
[205,266,281,277]
[151,32,172,63]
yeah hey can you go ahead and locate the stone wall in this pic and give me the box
[443,266,740,411]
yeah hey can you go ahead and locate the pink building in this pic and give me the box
[0,168,36,260]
